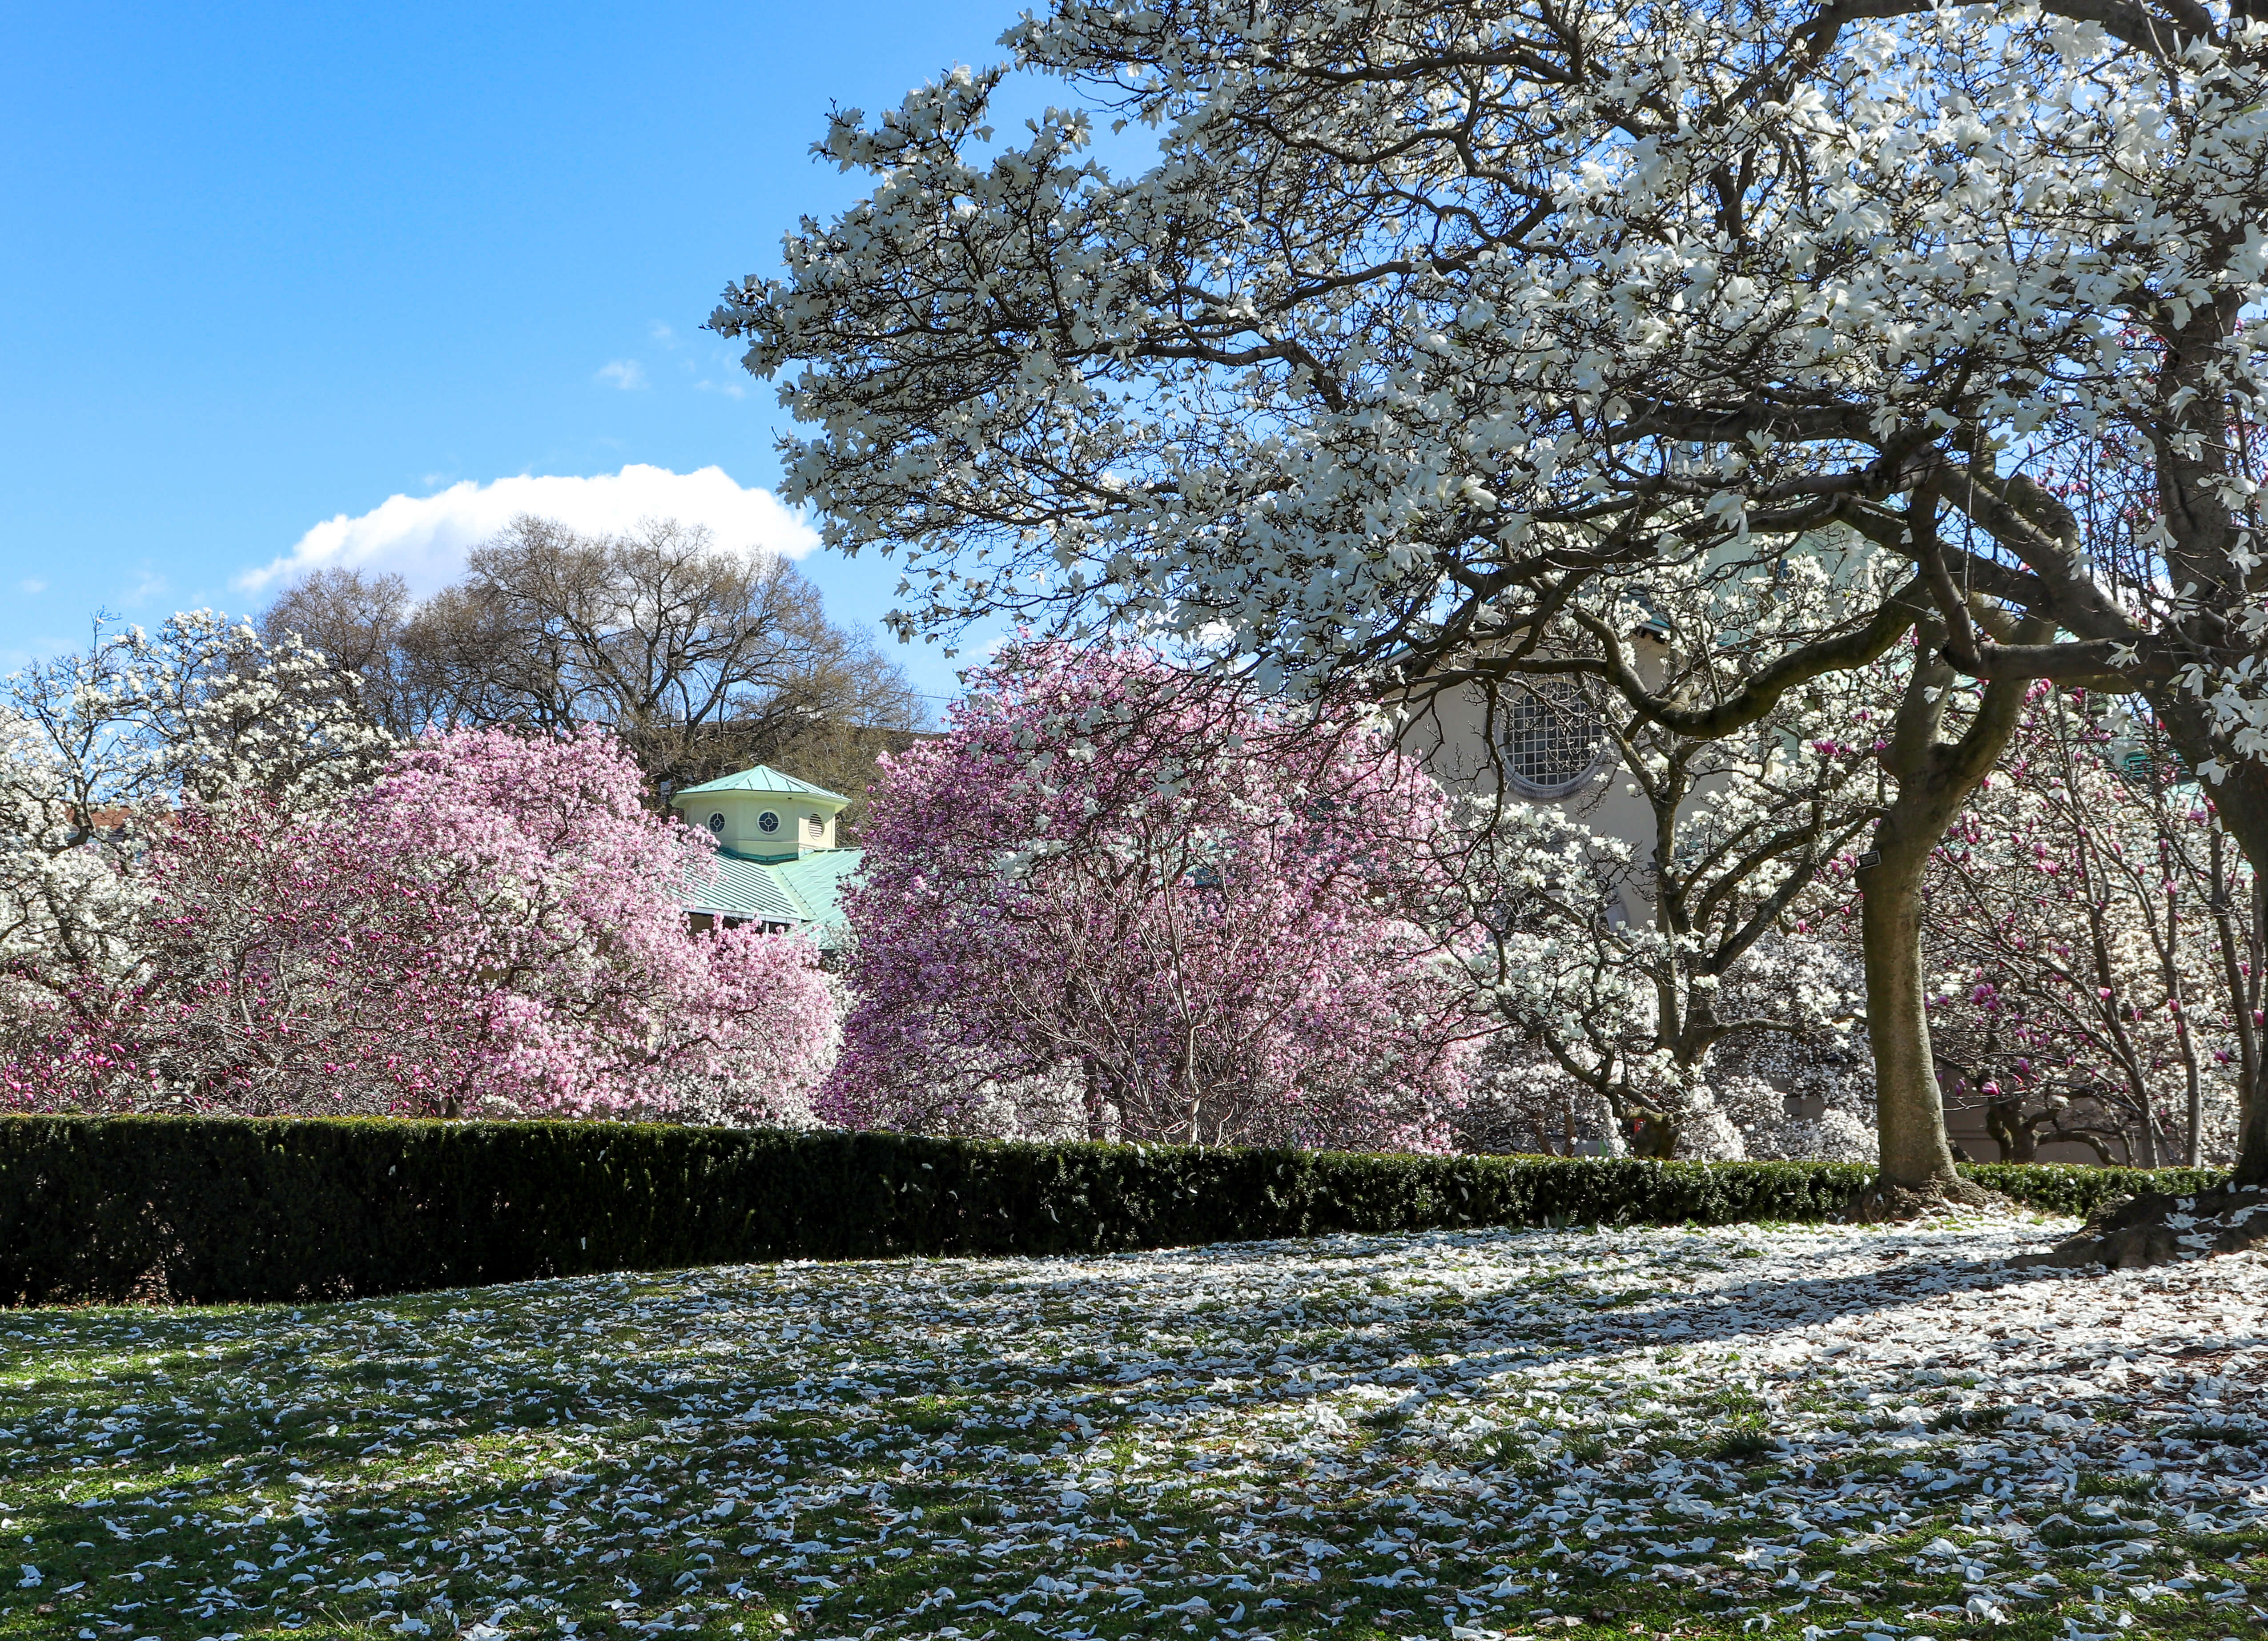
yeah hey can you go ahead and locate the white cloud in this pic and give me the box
[595,359,647,390]
[238,464,822,596]
[19,579,46,595]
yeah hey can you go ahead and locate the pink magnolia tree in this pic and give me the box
[827,645,1481,1149]
[3,728,836,1121]
[1922,688,2253,1168]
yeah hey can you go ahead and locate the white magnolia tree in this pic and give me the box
[726,0,2268,1199]
[0,613,390,1036]
[1449,552,1889,1161]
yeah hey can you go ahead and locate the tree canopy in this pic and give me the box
[261,515,926,821]
[728,0,2268,1192]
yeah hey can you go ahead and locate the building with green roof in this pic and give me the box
[673,765,861,950]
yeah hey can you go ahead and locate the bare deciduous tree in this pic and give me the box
[261,516,926,816]
[258,567,425,735]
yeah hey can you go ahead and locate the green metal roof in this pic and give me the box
[768,849,862,932]
[684,855,807,925]
[681,848,863,948]
[672,765,851,804]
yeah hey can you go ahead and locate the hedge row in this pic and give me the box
[1960,1161,2226,1219]
[0,1115,2224,1307]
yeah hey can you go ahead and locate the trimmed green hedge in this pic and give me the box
[0,1115,2223,1307]
[1960,1161,2226,1219]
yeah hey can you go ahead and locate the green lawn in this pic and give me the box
[0,1214,2261,1641]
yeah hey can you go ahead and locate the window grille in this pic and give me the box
[1501,679,1607,798]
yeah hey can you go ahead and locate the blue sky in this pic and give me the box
[1,0,1034,704]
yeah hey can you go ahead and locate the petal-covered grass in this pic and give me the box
[1,1214,2263,1641]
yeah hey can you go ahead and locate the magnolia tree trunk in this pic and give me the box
[2207,822,2268,1187]
[1855,622,2041,1212]
[1623,1102,1678,1159]
[2237,1074,2268,1190]
[2232,1053,2268,1188]
[1859,845,1966,1199]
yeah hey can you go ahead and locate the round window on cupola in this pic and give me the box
[807,813,824,836]
[706,812,725,834]
[758,811,780,834]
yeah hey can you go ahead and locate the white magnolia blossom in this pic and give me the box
[1450,552,1891,1160]
[722,2,2265,693]
[730,0,2268,1182]
[0,612,391,1017]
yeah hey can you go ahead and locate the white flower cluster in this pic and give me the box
[728,7,2268,1173]
[1448,550,1891,1160]
[0,611,390,1009]
[724,3,2268,704]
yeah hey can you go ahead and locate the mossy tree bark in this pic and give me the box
[1858,615,2047,1205]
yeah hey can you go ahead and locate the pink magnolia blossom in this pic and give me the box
[825,644,1480,1149]
[4,728,836,1120]
[1916,689,2249,1167]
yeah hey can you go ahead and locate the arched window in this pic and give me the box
[1500,679,1607,799]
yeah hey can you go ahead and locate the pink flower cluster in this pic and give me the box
[1914,688,2247,1165]
[825,644,1480,1149]
[3,728,835,1120]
